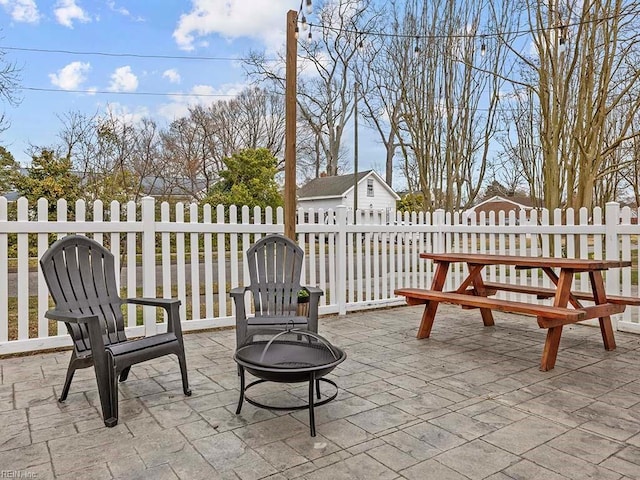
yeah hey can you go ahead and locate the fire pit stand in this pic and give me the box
[234,329,346,437]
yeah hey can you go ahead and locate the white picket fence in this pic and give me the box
[1,196,639,355]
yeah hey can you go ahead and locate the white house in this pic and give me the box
[297,170,400,220]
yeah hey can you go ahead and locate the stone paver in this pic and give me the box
[0,304,639,478]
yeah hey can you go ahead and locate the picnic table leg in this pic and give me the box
[540,268,574,371]
[467,263,495,327]
[540,326,563,371]
[417,261,449,339]
[589,270,616,351]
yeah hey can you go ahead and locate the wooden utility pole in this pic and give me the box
[353,82,359,222]
[284,9,298,240]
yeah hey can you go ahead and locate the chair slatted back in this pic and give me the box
[246,235,303,318]
[40,235,127,353]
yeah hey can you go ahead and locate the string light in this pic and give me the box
[304,6,640,42]
[298,0,315,44]
[295,0,636,58]
[295,25,299,39]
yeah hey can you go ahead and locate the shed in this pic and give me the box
[297,170,400,218]
[466,195,535,223]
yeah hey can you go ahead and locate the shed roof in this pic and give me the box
[298,170,399,200]
[471,195,535,210]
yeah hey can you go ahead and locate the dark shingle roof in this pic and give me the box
[297,171,372,199]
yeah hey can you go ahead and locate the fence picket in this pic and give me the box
[0,198,7,343]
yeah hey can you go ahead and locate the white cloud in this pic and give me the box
[157,82,246,120]
[48,61,91,90]
[106,0,128,16]
[106,0,144,22]
[108,66,138,92]
[162,69,181,84]
[54,0,91,28]
[173,0,292,51]
[0,0,40,23]
[102,103,150,126]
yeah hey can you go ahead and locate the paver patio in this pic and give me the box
[1,304,640,479]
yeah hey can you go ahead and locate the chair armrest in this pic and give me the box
[230,286,249,300]
[45,309,99,324]
[301,286,323,333]
[124,297,183,336]
[125,297,181,307]
[45,309,107,359]
[230,286,249,317]
[303,286,323,297]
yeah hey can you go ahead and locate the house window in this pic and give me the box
[367,179,374,197]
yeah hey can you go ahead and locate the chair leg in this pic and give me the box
[119,366,131,382]
[58,364,76,402]
[93,350,118,427]
[59,351,85,402]
[178,352,191,396]
[108,358,119,427]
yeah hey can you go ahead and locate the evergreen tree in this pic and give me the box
[203,148,283,213]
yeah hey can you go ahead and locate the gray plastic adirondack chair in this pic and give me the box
[230,234,323,347]
[40,235,191,427]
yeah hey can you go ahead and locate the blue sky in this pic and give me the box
[0,0,394,188]
[0,2,352,159]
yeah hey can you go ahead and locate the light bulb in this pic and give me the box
[305,0,312,15]
[481,43,486,56]
[307,30,313,42]
[301,15,308,31]
[295,25,299,39]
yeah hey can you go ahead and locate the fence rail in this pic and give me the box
[1,197,639,355]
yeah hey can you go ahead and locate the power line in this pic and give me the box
[4,7,639,62]
[0,45,279,62]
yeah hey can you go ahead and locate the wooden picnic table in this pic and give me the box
[395,252,633,371]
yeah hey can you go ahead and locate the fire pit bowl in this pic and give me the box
[234,329,346,436]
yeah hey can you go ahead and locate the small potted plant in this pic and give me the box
[297,288,310,316]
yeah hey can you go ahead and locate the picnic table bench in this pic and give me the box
[395,253,632,371]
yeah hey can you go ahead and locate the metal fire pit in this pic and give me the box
[234,329,346,437]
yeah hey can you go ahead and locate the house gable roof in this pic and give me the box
[471,195,534,210]
[298,170,399,201]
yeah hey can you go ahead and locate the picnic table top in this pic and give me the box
[419,252,631,271]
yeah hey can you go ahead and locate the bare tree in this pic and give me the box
[245,0,379,177]
[505,0,640,210]
[387,0,518,211]
[57,109,161,202]
[354,1,406,187]
[160,86,287,195]
[0,42,21,135]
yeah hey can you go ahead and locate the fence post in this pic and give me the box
[434,208,446,253]
[336,205,348,315]
[141,196,157,335]
[605,201,621,300]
